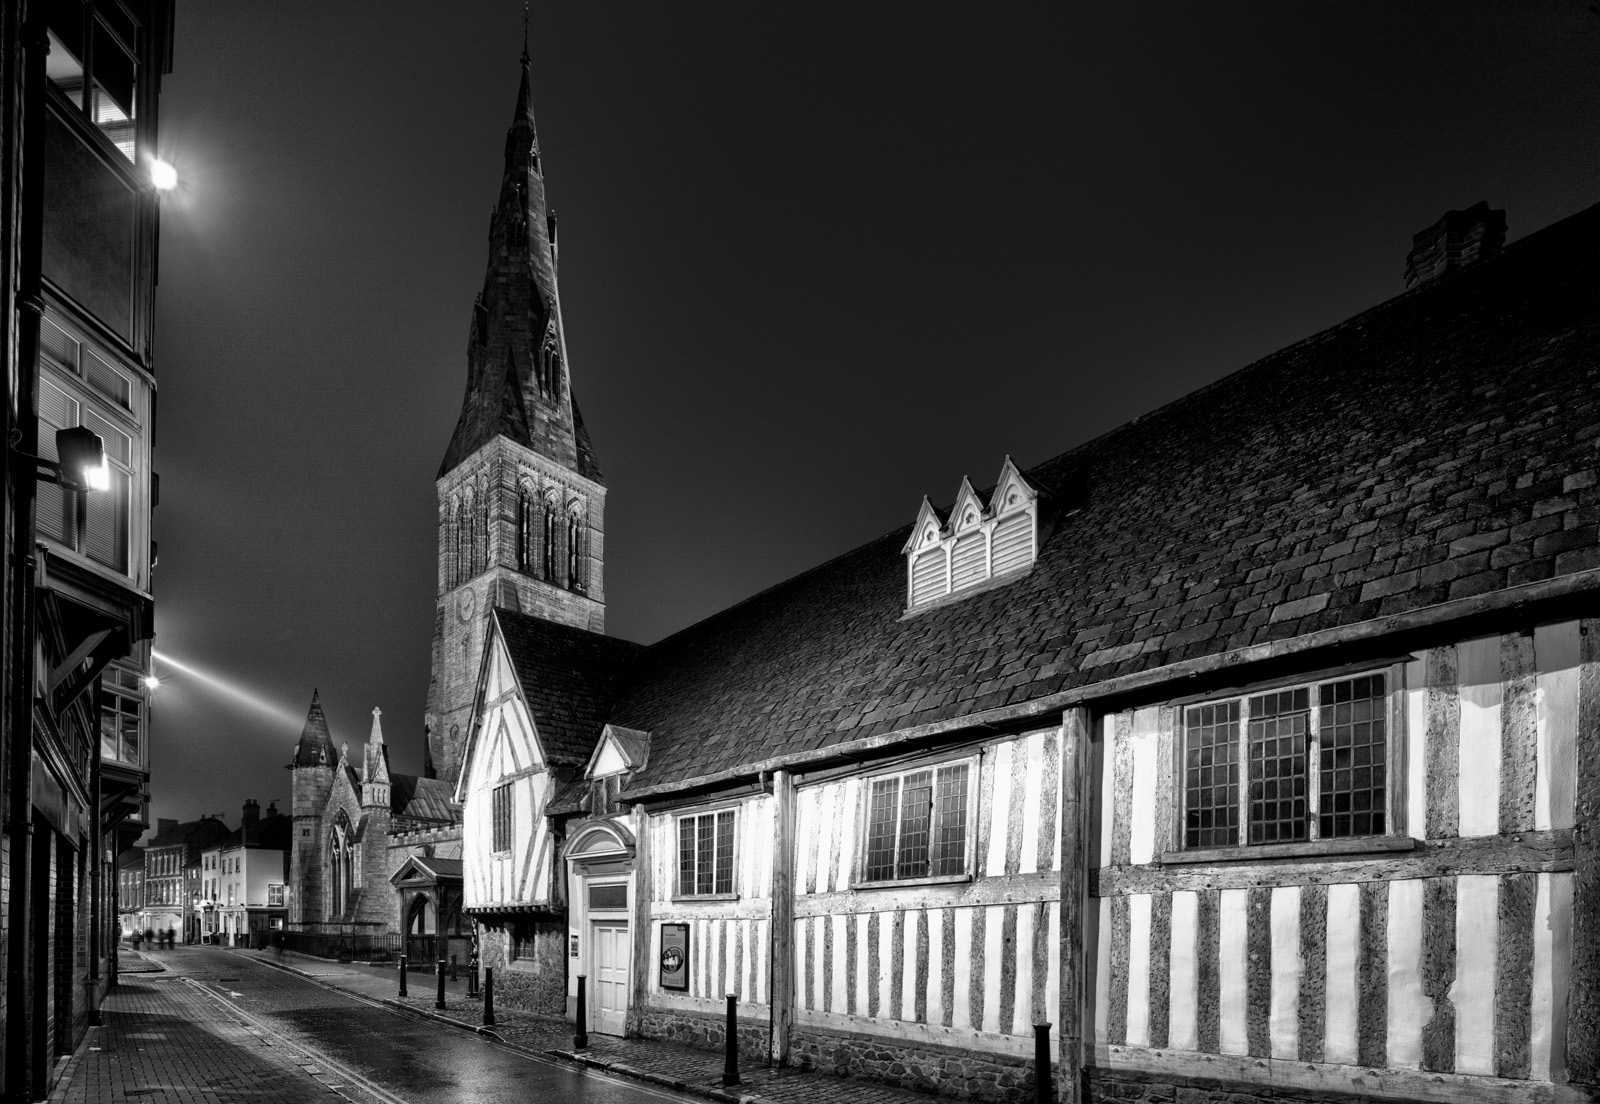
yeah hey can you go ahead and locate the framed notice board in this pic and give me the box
[659,922,690,991]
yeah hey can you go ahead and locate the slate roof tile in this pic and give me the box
[493,609,644,765]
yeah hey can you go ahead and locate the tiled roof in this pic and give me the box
[611,202,1600,796]
[391,774,456,823]
[494,609,644,765]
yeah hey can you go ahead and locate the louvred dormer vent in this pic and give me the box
[903,457,1039,611]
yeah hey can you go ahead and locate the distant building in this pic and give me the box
[200,800,290,947]
[139,816,229,940]
[117,848,144,940]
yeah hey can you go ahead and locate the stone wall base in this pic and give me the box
[476,916,566,1016]
[788,1024,1039,1102]
[633,1005,771,1063]
[1086,1067,1446,1104]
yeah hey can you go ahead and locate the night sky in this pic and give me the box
[146,3,1600,827]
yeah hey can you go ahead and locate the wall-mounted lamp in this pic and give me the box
[17,425,109,493]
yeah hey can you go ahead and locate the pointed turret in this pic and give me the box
[362,707,392,811]
[438,51,602,483]
[288,689,335,768]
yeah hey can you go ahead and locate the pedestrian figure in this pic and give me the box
[274,930,285,960]
[167,926,176,949]
[145,927,154,947]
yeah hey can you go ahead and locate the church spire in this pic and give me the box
[438,50,602,484]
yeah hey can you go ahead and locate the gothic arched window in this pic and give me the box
[516,485,533,572]
[452,500,465,587]
[465,491,478,579]
[542,497,557,582]
[328,812,355,918]
[566,511,583,592]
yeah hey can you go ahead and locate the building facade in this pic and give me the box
[455,195,1600,1104]
[138,816,227,942]
[1,2,173,1096]
[199,800,289,947]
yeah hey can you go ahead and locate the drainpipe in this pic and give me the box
[5,3,49,1097]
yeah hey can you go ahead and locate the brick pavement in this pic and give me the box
[48,969,389,1104]
[234,949,940,1104]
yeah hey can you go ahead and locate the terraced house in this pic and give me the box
[443,49,1600,1104]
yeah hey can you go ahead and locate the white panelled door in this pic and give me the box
[592,923,629,1035]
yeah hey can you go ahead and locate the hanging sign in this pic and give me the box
[659,922,690,991]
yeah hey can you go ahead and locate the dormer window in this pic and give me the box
[903,457,1039,611]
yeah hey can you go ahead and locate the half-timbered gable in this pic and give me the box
[458,607,642,1014]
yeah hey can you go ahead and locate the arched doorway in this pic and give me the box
[406,893,435,962]
[563,820,635,1036]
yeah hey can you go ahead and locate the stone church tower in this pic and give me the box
[426,49,606,785]
[287,690,335,926]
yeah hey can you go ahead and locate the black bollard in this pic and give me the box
[722,994,740,1086]
[399,954,408,997]
[1033,1022,1053,1104]
[574,975,589,1050]
[436,959,447,1010]
[483,967,495,1026]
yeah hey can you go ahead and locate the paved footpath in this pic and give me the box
[218,948,941,1104]
[49,961,400,1104]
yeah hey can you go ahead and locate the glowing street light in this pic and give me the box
[149,158,178,191]
[52,425,109,492]
[143,674,161,691]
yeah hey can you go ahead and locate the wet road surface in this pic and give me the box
[170,947,696,1104]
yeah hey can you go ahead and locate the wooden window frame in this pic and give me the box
[491,781,514,854]
[673,805,739,901]
[851,753,979,889]
[1169,662,1408,860]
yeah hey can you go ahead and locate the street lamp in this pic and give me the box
[15,424,109,493]
[149,158,178,191]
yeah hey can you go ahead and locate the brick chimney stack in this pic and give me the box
[1405,201,1506,288]
[242,799,260,825]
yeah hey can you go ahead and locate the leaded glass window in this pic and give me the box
[861,760,972,883]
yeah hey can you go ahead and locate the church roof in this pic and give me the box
[288,689,335,768]
[602,201,1600,798]
[390,774,456,823]
[493,609,644,766]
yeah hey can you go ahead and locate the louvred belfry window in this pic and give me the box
[676,809,735,897]
[903,459,1039,610]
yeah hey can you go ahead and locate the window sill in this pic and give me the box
[850,873,973,891]
[1161,836,1417,865]
[670,893,740,903]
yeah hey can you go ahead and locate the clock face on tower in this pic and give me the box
[456,588,477,624]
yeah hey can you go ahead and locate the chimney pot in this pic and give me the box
[1405,201,1506,288]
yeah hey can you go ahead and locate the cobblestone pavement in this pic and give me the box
[48,966,398,1104]
[228,949,939,1104]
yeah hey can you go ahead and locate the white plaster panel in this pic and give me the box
[855,913,871,1014]
[1167,892,1198,1051]
[836,779,858,893]
[987,740,1013,877]
[927,907,945,1027]
[1045,901,1061,1046]
[1098,716,1116,870]
[1386,878,1426,1070]
[1405,657,1427,839]
[952,907,974,1029]
[1269,886,1301,1060]
[1532,872,1574,1082]
[1218,888,1249,1055]
[1129,707,1159,865]
[1451,874,1500,1075]
[1534,621,1580,831]
[1325,883,1361,1065]
[1054,728,1066,873]
[830,913,847,1014]
[1126,893,1151,1047]
[1018,733,1042,876]
[982,904,1005,1034]
[1013,903,1036,1035]
[1456,636,1502,838]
